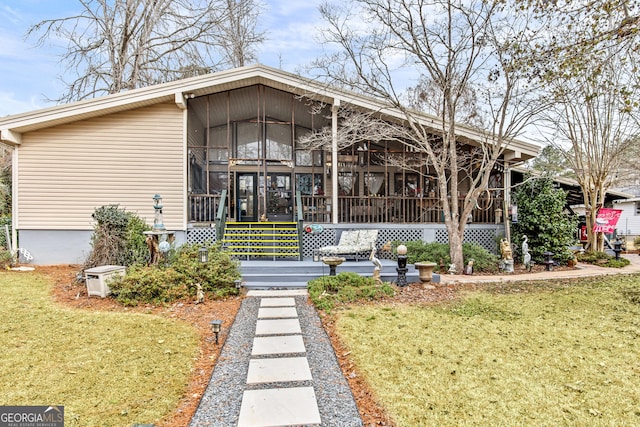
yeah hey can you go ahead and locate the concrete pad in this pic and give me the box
[255,318,301,335]
[247,289,308,297]
[258,307,298,319]
[246,357,312,384]
[237,387,321,427]
[251,335,306,355]
[260,297,295,307]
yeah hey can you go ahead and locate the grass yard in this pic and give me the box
[0,271,200,427]
[335,274,640,426]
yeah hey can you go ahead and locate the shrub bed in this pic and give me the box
[576,251,630,268]
[109,243,241,306]
[308,272,395,312]
[402,241,499,272]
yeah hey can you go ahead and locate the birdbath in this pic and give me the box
[322,256,345,276]
[414,262,437,283]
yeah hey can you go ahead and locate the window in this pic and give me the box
[635,201,640,215]
[365,172,386,196]
[266,123,292,161]
[208,171,228,195]
[338,172,358,196]
[296,174,324,195]
[395,173,419,196]
[189,148,206,193]
[236,122,260,159]
[208,125,229,163]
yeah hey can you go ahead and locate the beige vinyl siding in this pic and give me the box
[17,102,185,230]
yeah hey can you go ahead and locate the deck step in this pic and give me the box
[223,221,301,261]
[239,259,420,286]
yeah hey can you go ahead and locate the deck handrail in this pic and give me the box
[295,191,303,261]
[215,190,228,239]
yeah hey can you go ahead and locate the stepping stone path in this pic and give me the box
[238,292,321,427]
[189,289,362,427]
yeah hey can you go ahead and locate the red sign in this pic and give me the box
[593,208,622,234]
[580,225,588,242]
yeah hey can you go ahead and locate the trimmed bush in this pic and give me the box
[402,241,499,272]
[512,177,578,265]
[577,251,630,268]
[308,272,395,312]
[108,242,241,306]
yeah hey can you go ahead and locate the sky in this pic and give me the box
[0,0,328,117]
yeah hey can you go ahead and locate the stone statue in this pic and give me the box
[370,248,383,284]
[522,236,532,271]
[500,238,513,260]
[195,283,204,304]
[464,259,474,275]
[146,235,160,265]
[448,263,457,275]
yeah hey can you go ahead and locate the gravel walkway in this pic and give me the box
[189,291,362,427]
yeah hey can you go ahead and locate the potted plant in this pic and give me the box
[414,261,437,283]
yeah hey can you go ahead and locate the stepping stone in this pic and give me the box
[237,387,321,427]
[257,307,298,319]
[260,297,295,307]
[247,289,308,297]
[246,357,312,384]
[251,335,305,355]
[255,318,301,335]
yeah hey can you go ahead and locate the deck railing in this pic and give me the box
[300,195,502,224]
[189,193,502,224]
[189,194,222,222]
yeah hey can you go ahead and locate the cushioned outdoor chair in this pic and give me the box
[318,229,379,261]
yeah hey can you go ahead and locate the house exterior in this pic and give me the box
[612,198,640,240]
[0,65,539,264]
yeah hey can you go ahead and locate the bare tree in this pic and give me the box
[28,0,265,102]
[516,0,640,252]
[536,57,639,252]
[212,0,266,68]
[308,0,544,271]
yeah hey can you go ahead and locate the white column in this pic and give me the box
[331,99,340,224]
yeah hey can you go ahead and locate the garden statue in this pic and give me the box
[500,238,514,273]
[195,283,204,304]
[146,234,160,265]
[464,259,474,275]
[522,236,532,271]
[500,238,513,260]
[448,263,457,274]
[370,248,383,284]
[144,194,175,265]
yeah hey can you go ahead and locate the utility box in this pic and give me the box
[84,265,126,298]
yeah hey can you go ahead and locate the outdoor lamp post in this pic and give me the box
[543,251,555,271]
[613,239,623,260]
[199,246,209,263]
[396,244,408,287]
[210,319,222,345]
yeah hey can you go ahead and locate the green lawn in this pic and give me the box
[336,274,640,426]
[0,271,199,427]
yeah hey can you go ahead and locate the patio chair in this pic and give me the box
[319,229,379,261]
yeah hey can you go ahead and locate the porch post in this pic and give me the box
[331,99,340,224]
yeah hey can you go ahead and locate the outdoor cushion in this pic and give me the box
[319,229,379,260]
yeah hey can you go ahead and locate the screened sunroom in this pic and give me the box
[187,84,509,226]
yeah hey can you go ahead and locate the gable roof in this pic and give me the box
[0,64,539,160]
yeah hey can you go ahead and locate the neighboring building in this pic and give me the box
[0,65,539,264]
[613,198,640,239]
